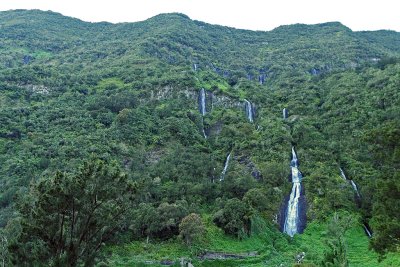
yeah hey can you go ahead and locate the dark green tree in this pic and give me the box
[213,198,250,237]
[9,159,136,267]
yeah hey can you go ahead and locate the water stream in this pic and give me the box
[198,88,207,138]
[220,152,232,181]
[283,147,304,237]
[244,99,254,123]
[283,108,288,119]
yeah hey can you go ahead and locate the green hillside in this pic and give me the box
[0,10,399,266]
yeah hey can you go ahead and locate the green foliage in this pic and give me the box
[321,212,355,266]
[0,9,400,265]
[213,198,250,237]
[179,213,205,246]
[9,159,137,267]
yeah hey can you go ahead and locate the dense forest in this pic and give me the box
[0,9,399,266]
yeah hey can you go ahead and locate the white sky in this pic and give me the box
[0,0,399,32]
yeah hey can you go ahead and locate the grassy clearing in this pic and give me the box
[107,218,400,266]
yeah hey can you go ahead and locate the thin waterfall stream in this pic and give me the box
[283,108,288,119]
[198,88,207,138]
[340,167,371,237]
[220,152,231,181]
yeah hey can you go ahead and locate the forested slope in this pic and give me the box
[0,9,399,266]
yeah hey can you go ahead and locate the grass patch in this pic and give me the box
[106,218,400,266]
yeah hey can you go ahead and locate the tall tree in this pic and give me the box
[9,159,136,267]
[322,212,354,267]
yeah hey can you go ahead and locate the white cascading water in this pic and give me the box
[341,168,372,237]
[340,167,360,197]
[220,152,231,181]
[340,168,347,181]
[363,224,372,238]
[244,99,254,123]
[199,88,207,138]
[283,108,288,119]
[350,180,361,198]
[199,88,206,116]
[284,147,303,237]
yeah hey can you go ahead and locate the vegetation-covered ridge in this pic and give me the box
[0,9,399,266]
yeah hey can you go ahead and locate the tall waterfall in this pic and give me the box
[283,108,288,119]
[199,88,206,116]
[220,152,231,181]
[284,147,304,237]
[244,99,254,123]
[198,89,207,138]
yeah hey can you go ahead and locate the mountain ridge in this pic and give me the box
[1,9,399,33]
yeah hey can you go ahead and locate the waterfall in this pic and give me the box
[201,118,207,139]
[340,167,360,197]
[350,180,361,198]
[340,169,371,237]
[339,168,347,181]
[284,147,304,237]
[363,223,373,238]
[199,88,206,116]
[198,89,207,138]
[193,63,198,71]
[259,74,265,85]
[244,99,254,123]
[283,108,288,119]
[220,152,231,181]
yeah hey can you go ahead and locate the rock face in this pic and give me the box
[198,251,258,260]
[148,86,198,101]
[295,252,306,263]
[206,120,223,136]
[309,68,321,75]
[145,87,243,111]
[210,93,242,109]
[258,73,266,84]
[237,155,262,180]
[23,55,31,64]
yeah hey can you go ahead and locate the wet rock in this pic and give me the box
[295,252,306,263]
[23,55,32,64]
[160,259,175,265]
[207,120,223,136]
[258,74,266,84]
[237,155,262,180]
[309,68,320,75]
[0,130,21,139]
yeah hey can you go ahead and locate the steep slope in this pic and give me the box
[0,9,400,266]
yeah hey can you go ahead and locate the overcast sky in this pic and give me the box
[0,0,399,32]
